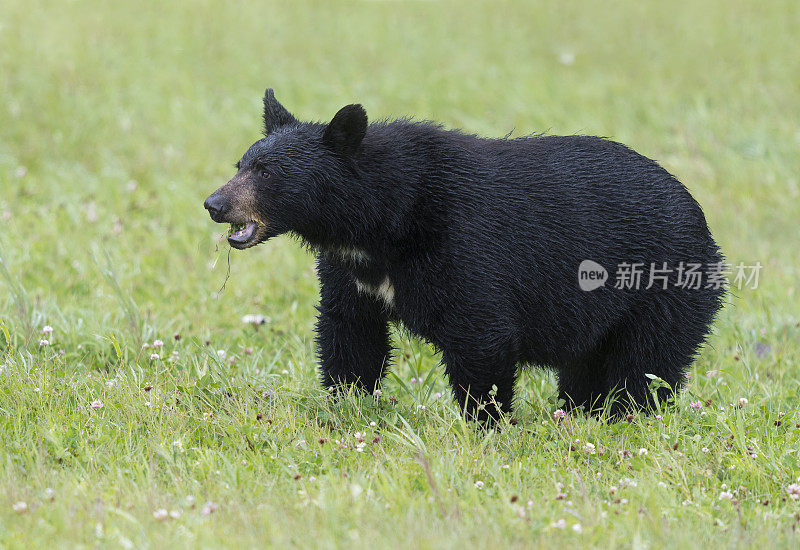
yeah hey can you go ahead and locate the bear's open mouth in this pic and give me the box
[227,221,259,248]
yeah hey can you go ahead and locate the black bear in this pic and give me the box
[204,89,725,422]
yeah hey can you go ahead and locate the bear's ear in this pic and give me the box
[263,88,297,135]
[323,104,367,155]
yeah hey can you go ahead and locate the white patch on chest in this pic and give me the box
[355,276,395,308]
[336,247,370,263]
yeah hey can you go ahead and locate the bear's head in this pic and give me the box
[204,89,367,249]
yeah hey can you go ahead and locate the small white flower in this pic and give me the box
[241,314,269,325]
[153,508,169,520]
[44,488,55,500]
[152,339,164,348]
[169,510,181,519]
[282,369,289,375]
[719,490,734,501]
[42,325,54,334]
[34,387,40,393]
[12,501,28,513]
[553,409,566,420]
[638,448,648,456]
[90,400,103,410]
[558,52,575,66]
[373,389,382,397]
[217,349,226,359]
[584,442,596,454]
[150,353,160,360]
[474,481,484,489]
[39,339,49,347]
[550,518,566,529]
[787,483,800,500]
[106,379,117,388]
[572,523,583,533]
[369,421,377,427]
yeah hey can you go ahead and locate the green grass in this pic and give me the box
[2,0,800,547]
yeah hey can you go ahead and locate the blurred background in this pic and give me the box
[1,0,798,372]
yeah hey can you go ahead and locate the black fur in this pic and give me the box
[206,89,725,423]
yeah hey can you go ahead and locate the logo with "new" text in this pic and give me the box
[578,260,609,291]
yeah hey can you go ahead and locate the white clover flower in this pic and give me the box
[152,339,164,348]
[474,481,484,489]
[153,508,169,520]
[241,314,269,325]
[42,325,54,334]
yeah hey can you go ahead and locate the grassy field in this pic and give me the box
[2,0,800,547]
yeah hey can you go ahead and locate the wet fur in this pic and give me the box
[207,90,725,423]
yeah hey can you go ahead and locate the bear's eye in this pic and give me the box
[261,170,271,181]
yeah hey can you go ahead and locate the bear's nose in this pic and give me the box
[204,195,227,222]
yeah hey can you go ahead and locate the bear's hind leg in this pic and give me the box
[557,353,608,414]
[600,299,712,416]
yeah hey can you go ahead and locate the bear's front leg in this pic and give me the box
[315,258,392,393]
[442,351,517,425]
